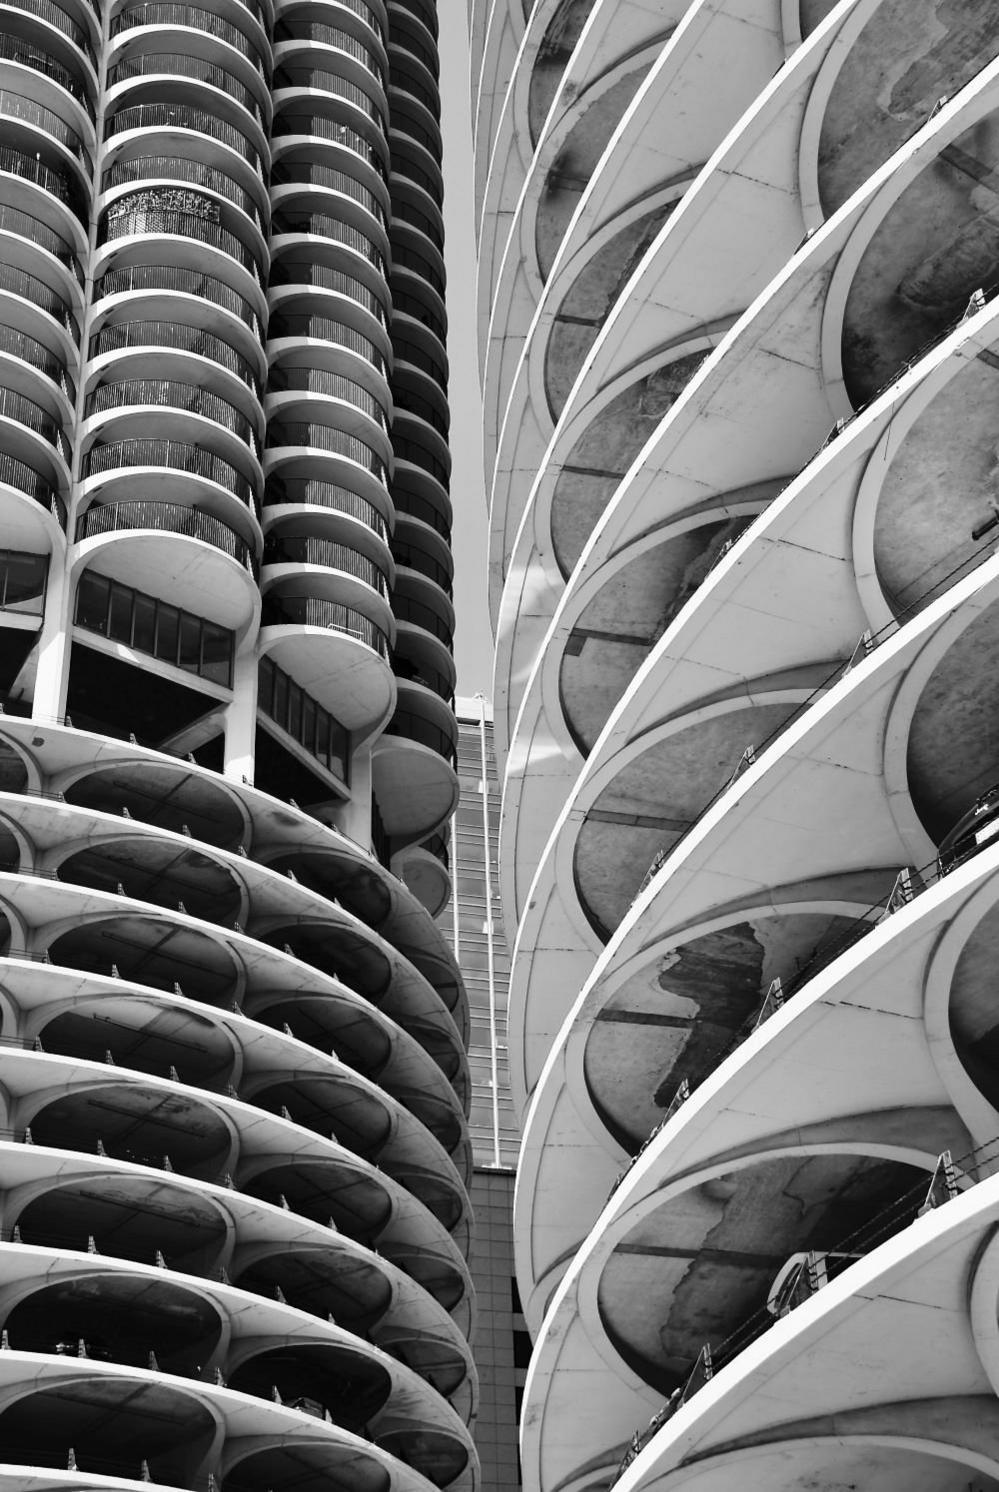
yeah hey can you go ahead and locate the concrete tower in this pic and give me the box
[471,4,999,1492]
[0,0,474,1484]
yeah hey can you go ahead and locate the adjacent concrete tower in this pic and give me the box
[0,0,473,1484]
[472,4,999,1492]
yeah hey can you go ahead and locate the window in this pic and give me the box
[74,572,234,686]
[258,656,349,783]
[0,551,46,614]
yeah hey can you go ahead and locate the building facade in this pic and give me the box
[0,0,474,1485]
[437,698,523,1492]
[471,4,999,1492]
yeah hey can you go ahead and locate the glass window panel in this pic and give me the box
[0,552,46,613]
[75,573,110,634]
[258,656,274,715]
[108,583,132,644]
[132,593,156,655]
[273,667,288,729]
[288,682,302,742]
[302,697,316,754]
[315,710,330,768]
[330,722,348,783]
[156,603,179,666]
[203,624,233,686]
[178,612,201,674]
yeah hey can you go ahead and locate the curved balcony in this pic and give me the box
[75,500,258,578]
[271,109,389,179]
[106,51,267,131]
[0,256,78,339]
[261,593,389,656]
[0,0,97,60]
[272,23,386,89]
[104,99,265,171]
[0,85,92,168]
[265,419,389,495]
[263,473,391,542]
[0,27,94,115]
[268,364,390,431]
[391,528,451,595]
[109,2,270,77]
[0,449,64,528]
[84,378,259,452]
[272,64,387,132]
[101,154,266,231]
[0,141,87,223]
[0,321,73,396]
[89,318,261,393]
[95,261,263,338]
[392,586,451,647]
[97,188,264,281]
[259,593,394,738]
[0,384,70,464]
[80,438,256,509]
[268,291,390,358]
[263,534,390,598]
[372,690,458,846]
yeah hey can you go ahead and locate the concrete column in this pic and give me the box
[31,560,72,723]
[339,744,373,850]
[224,649,258,785]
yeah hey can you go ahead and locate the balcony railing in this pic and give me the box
[0,87,91,166]
[0,143,85,218]
[392,486,449,539]
[263,475,388,540]
[388,60,437,115]
[392,431,447,486]
[393,384,447,437]
[106,52,265,126]
[95,261,262,336]
[81,437,254,504]
[391,194,443,250]
[76,499,257,574]
[269,366,389,429]
[0,322,73,393]
[0,0,96,55]
[263,534,389,595]
[0,386,70,460]
[89,318,259,391]
[85,378,258,449]
[392,285,446,345]
[105,101,263,171]
[272,159,386,225]
[268,311,388,374]
[0,203,82,283]
[110,2,268,74]
[271,211,387,277]
[102,154,265,229]
[392,240,443,299]
[266,420,386,480]
[0,259,76,331]
[393,334,446,388]
[272,67,385,128]
[384,706,455,765]
[268,258,389,321]
[98,193,262,279]
[274,21,384,81]
[392,590,451,644]
[0,449,64,525]
[271,112,388,181]
[262,593,389,657]
[394,658,452,702]
[0,29,91,107]
[390,145,441,205]
[391,537,451,594]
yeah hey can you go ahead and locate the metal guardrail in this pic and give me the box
[89,319,260,391]
[107,52,265,127]
[612,1132,996,1483]
[75,500,257,575]
[105,100,263,170]
[261,594,390,658]
[262,475,388,539]
[82,437,254,504]
[95,262,261,336]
